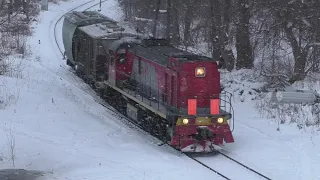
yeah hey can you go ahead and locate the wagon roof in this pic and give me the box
[78,19,142,39]
[64,11,116,26]
[129,39,214,66]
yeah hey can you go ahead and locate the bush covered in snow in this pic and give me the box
[220,69,266,101]
[255,97,320,130]
[0,6,38,52]
[253,74,320,130]
[219,69,320,131]
[0,1,40,77]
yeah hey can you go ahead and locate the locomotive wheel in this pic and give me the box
[74,64,81,76]
[81,75,89,84]
[153,120,162,137]
[90,80,96,90]
[164,126,173,143]
[66,59,72,66]
[159,123,169,141]
[98,87,105,98]
[117,97,127,115]
[73,64,78,71]
[144,117,153,133]
[146,117,166,140]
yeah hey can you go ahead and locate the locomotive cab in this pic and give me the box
[166,55,234,152]
[114,44,133,81]
[166,54,222,115]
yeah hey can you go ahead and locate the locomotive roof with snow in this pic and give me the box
[109,38,214,66]
[108,38,215,66]
[65,11,142,39]
[129,39,213,66]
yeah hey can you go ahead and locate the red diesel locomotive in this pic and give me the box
[62,11,234,152]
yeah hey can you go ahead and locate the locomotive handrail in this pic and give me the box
[219,97,235,131]
[219,91,234,131]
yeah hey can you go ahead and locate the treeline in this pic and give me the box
[118,0,320,84]
[0,0,40,22]
[0,0,42,76]
[0,0,41,58]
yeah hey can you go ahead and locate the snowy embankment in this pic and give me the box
[0,1,226,180]
[220,69,320,180]
[227,68,320,131]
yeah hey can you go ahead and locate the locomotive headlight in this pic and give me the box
[217,117,224,124]
[182,118,189,124]
[195,67,206,77]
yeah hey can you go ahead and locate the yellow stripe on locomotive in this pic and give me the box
[176,116,228,126]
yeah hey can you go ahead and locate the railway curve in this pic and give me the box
[191,151,272,180]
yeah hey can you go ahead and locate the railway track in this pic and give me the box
[192,151,272,180]
[91,93,272,180]
[53,2,273,180]
[218,152,271,179]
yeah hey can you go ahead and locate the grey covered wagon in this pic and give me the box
[62,11,139,82]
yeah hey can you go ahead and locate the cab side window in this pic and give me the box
[117,49,126,64]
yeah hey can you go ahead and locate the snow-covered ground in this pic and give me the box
[0,1,226,180]
[220,70,320,180]
[0,0,320,180]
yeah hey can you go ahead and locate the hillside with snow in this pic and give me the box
[0,0,319,180]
